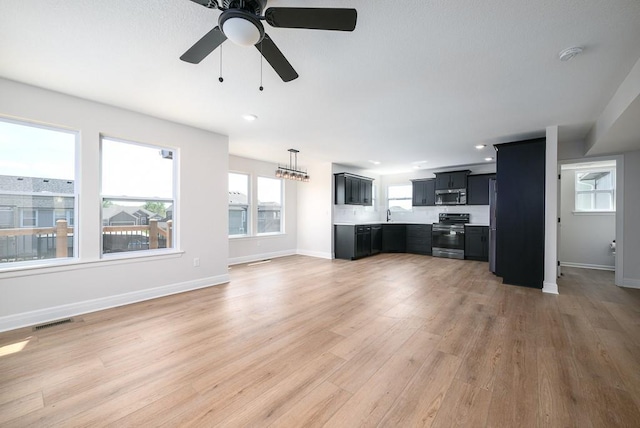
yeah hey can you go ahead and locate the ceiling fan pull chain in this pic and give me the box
[218,44,224,83]
[259,40,264,91]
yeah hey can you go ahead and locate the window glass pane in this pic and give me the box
[102,138,174,198]
[389,199,413,212]
[595,192,613,210]
[574,168,615,212]
[101,138,175,255]
[258,177,282,234]
[229,173,249,236]
[576,192,593,211]
[0,119,76,264]
[101,199,173,253]
[388,184,412,199]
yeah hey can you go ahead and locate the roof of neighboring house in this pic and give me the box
[103,205,161,220]
[0,175,74,194]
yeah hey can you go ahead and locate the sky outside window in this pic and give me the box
[0,120,75,180]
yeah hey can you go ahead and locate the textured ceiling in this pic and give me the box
[1,0,640,174]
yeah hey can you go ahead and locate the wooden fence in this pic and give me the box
[0,219,172,261]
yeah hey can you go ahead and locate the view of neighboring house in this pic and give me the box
[0,175,174,259]
[0,175,74,261]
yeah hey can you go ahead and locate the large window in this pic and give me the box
[101,137,175,255]
[229,173,250,236]
[0,118,77,265]
[388,184,412,212]
[257,177,283,234]
[575,168,615,212]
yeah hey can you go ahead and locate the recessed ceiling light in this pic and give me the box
[485,157,494,161]
[369,160,381,165]
[558,46,583,62]
[242,114,258,121]
[475,144,486,149]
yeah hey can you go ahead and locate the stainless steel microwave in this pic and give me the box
[435,188,467,205]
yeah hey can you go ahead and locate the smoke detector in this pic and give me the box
[559,46,583,62]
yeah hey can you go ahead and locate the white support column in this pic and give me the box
[543,126,559,294]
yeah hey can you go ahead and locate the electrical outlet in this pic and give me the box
[193,258,200,267]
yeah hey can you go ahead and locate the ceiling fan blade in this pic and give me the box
[180,26,227,64]
[256,34,298,82]
[265,8,357,31]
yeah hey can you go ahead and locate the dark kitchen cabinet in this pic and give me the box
[335,224,377,260]
[335,173,374,206]
[465,226,489,261]
[411,179,436,206]
[371,225,382,255]
[382,224,406,253]
[434,170,470,190]
[406,224,432,255]
[467,174,496,205]
[494,138,545,289]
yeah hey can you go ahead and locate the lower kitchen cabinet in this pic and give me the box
[335,224,376,260]
[465,225,489,261]
[406,224,432,255]
[382,224,406,253]
[371,225,382,255]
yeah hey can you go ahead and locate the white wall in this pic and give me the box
[228,155,297,264]
[0,78,230,331]
[559,168,616,270]
[296,161,333,259]
[623,150,640,287]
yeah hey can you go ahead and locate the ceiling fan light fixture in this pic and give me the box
[220,10,264,47]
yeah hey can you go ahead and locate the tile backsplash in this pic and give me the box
[333,204,489,225]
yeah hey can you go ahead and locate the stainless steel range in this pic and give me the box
[432,213,469,260]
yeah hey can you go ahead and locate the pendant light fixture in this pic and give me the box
[275,149,310,182]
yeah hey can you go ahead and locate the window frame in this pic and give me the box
[0,117,79,269]
[574,167,616,213]
[99,136,178,258]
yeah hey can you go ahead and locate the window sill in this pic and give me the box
[229,233,287,241]
[572,211,615,216]
[0,250,184,279]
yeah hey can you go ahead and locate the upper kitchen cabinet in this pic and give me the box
[494,138,545,289]
[434,170,470,190]
[334,173,374,206]
[411,179,435,206]
[467,173,496,205]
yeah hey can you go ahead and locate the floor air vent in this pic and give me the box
[33,318,74,331]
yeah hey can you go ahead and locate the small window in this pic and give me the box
[388,184,413,212]
[101,137,176,255]
[229,172,249,236]
[257,176,283,234]
[575,168,615,212]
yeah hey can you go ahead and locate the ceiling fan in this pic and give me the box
[180,0,357,82]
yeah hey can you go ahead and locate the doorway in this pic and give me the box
[558,156,623,286]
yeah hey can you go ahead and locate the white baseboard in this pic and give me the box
[296,249,333,260]
[228,250,296,266]
[542,281,559,294]
[621,277,640,289]
[0,274,229,333]
[560,262,615,271]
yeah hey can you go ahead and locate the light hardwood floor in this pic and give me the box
[1,254,640,427]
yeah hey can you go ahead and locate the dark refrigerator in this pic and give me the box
[489,178,497,273]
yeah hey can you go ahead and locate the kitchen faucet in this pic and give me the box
[386,209,391,222]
